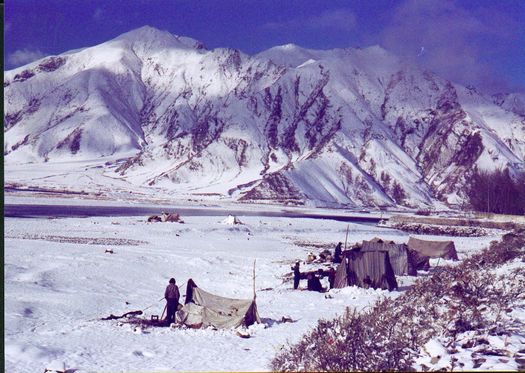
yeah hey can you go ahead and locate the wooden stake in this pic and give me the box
[160,304,167,321]
[344,224,349,250]
[253,259,256,299]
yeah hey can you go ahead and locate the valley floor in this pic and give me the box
[4,203,502,372]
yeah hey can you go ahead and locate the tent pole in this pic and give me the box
[253,259,256,299]
[344,224,349,250]
[160,304,167,321]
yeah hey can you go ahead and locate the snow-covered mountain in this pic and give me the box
[4,26,525,208]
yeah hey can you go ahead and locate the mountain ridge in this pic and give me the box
[4,26,525,208]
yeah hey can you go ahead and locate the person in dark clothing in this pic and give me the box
[363,275,372,289]
[307,273,324,292]
[327,267,336,289]
[334,242,343,263]
[164,278,180,325]
[291,261,301,289]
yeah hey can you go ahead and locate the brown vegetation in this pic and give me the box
[271,230,525,372]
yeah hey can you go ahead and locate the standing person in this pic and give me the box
[307,273,324,292]
[363,275,372,289]
[291,261,301,289]
[334,242,343,263]
[164,278,180,325]
[328,267,336,289]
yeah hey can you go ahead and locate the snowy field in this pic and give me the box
[4,210,500,372]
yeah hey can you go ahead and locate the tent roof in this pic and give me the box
[221,215,243,225]
[407,237,459,260]
[368,237,395,244]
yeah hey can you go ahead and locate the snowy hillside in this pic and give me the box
[4,26,525,208]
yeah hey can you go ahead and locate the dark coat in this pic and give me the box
[165,284,180,303]
[334,243,342,263]
[292,263,301,289]
[328,269,336,289]
[165,283,180,324]
[307,275,324,292]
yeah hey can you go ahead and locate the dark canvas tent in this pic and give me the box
[361,240,417,276]
[409,250,431,271]
[368,237,395,244]
[407,237,459,261]
[176,279,261,329]
[333,251,398,291]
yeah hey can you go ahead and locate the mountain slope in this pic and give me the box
[4,26,525,208]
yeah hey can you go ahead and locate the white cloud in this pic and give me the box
[381,0,520,92]
[8,49,46,67]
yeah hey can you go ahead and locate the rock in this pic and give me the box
[236,330,250,338]
[472,358,486,368]
[475,348,508,356]
[514,357,525,364]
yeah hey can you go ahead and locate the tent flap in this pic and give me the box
[333,251,398,291]
[361,241,417,276]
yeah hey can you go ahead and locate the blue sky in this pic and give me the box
[4,0,525,93]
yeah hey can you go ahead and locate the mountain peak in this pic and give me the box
[114,25,206,51]
[276,43,301,50]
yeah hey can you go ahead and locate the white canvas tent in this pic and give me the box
[221,215,244,225]
[176,279,260,329]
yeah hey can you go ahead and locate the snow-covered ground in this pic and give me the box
[4,209,500,372]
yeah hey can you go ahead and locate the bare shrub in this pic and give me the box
[272,230,525,372]
[391,181,406,204]
[271,305,417,372]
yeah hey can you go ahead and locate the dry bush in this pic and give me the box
[272,230,525,372]
[390,221,487,237]
[415,209,432,216]
[271,305,417,372]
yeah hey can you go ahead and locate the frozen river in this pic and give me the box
[4,203,384,223]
